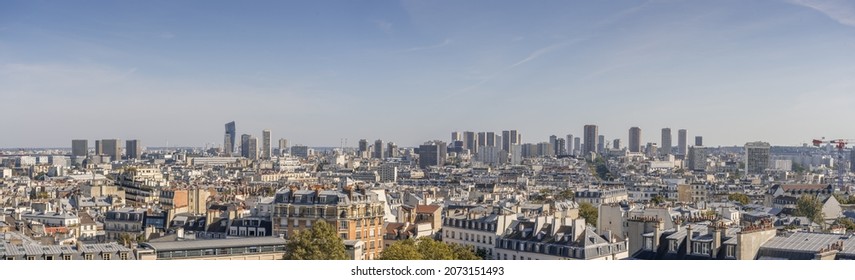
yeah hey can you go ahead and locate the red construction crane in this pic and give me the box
[812,138,854,192]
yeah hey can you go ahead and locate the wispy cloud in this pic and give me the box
[789,0,855,27]
[374,20,393,34]
[157,32,176,39]
[399,38,452,53]
[506,39,585,70]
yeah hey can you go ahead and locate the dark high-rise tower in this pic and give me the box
[224,121,236,156]
[72,139,88,157]
[418,141,447,169]
[629,127,641,153]
[583,125,598,155]
[695,136,703,147]
[661,128,672,156]
[677,129,687,156]
[374,139,384,159]
[262,129,271,159]
[126,140,141,160]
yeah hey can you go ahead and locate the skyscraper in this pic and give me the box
[477,132,487,148]
[583,125,598,155]
[661,128,672,156]
[241,134,251,158]
[628,127,641,153]
[502,130,520,152]
[374,139,384,159]
[549,135,558,155]
[418,141,446,169]
[358,139,369,154]
[279,138,289,156]
[248,137,259,160]
[566,134,574,155]
[126,140,141,160]
[94,140,103,155]
[613,139,620,150]
[677,129,687,156]
[463,131,477,152]
[224,121,236,156]
[695,136,703,147]
[101,139,121,162]
[72,139,88,157]
[486,132,496,147]
[262,129,271,160]
[387,142,398,158]
[745,141,771,175]
[597,135,605,154]
[573,137,581,156]
[556,138,567,155]
[451,132,461,142]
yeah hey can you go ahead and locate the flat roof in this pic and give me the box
[142,237,286,252]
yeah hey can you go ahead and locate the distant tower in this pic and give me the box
[502,130,520,152]
[549,135,558,155]
[72,139,88,157]
[677,129,687,156]
[661,128,672,156]
[451,132,461,143]
[745,141,771,175]
[94,140,103,156]
[374,139,384,159]
[486,132,496,147]
[248,137,259,160]
[126,140,141,160]
[583,125,598,155]
[278,138,289,156]
[463,131,477,152]
[224,121,236,156]
[695,136,703,147]
[101,139,121,162]
[262,129,271,159]
[628,127,641,153]
[386,142,398,158]
[418,141,447,169]
[613,139,620,150]
[566,134,574,155]
[241,134,251,158]
[573,137,581,156]
[597,135,605,154]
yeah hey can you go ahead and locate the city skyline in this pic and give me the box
[4,1,855,148]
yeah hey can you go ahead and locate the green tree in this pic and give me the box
[379,237,481,260]
[378,239,422,260]
[579,202,598,227]
[556,189,575,201]
[283,220,348,260]
[795,195,825,226]
[650,195,665,205]
[835,218,855,232]
[416,237,455,259]
[727,193,750,205]
[450,243,480,260]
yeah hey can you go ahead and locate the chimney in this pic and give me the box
[712,224,722,257]
[686,225,693,255]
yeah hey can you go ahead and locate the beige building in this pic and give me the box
[272,185,385,260]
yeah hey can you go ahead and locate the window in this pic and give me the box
[669,241,677,252]
[45,256,54,260]
[726,246,735,258]
[26,256,35,260]
[643,237,653,250]
[102,253,111,260]
[63,255,71,260]
[339,221,348,230]
[306,220,312,228]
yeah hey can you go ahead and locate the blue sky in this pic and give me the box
[3,0,855,148]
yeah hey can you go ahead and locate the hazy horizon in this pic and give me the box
[4,0,855,148]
